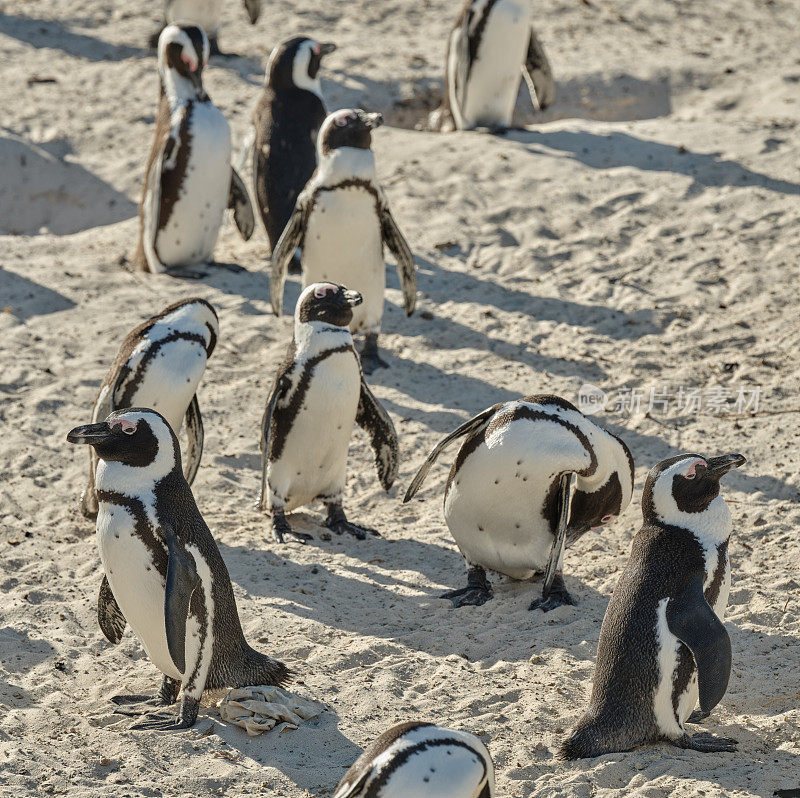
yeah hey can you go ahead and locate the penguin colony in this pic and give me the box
[45,0,779,793]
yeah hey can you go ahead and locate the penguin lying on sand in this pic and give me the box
[269,109,416,374]
[404,395,634,610]
[335,722,495,798]
[133,25,254,279]
[560,452,746,758]
[67,408,289,731]
[79,298,218,519]
[258,282,398,544]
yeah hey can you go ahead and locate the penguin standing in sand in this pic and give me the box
[133,24,254,279]
[67,408,289,731]
[269,109,416,374]
[335,722,495,798]
[430,0,555,132]
[560,452,746,758]
[258,282,399,544]
[79,298,218,519]
[404,395,634,610]
[251,37,336,263]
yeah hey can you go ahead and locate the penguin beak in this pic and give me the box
[318,42,336,56]
[704,453,746,479]
[343,289,363,307]
[66,422,114,446]
[363,112,384,130]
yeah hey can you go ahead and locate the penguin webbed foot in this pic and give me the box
[441,567,492,607]
[271,510,312,545]
[130,696,199,732]
[209,260,246,274]
[687,709,711,724]
[360,334,389,374]
[529,572,576,612]
[324,503,380,540]
[165,268,207,280]
[673,732,738,753]
[112,676,179,715]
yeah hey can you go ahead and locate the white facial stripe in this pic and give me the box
[292,40,322,98]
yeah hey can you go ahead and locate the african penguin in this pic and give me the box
[269,109,416,374]
[257,282,399,544]
[149,0,261,56]
[67,408,289,731]
[560,452,746,759]
[251,37,336,265]
[430,0,555,132]
[404,395,634,610]
[79,297,218,520]
[334,722,495,798]
[132,24,255,279]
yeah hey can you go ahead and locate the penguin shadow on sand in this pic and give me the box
[0,626,56,705]
[0,268,75,321]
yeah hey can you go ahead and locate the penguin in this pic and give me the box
[133,24,255,279]
[404,395,634,610]
[560,452,746,759]
[251,37,336,267]
[269,109,416,374]
[66,408,289,731]
[334,722,495,798]
[257,282,399,544]
[149,0,261,56]
[79,297,218,520]
[429,0,555,132]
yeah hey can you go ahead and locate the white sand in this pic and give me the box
[1,0,799,795]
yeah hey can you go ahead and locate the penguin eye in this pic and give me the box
[601,514,613,524]
[334,116,348,127]
[112,419,137,435]
[684,471,695,480]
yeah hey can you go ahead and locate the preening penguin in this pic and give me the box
[560,453,746,759]
[133,25,254,279]
[404,395,634,610]
[257,283,399,544]
[334,722,495,798]
[269,109,416,374]
[79,297,219,519]
[431,0,555,132]
[251,37,336,261]
[67,408,289,731]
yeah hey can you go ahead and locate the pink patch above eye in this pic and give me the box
[313,283,338,298]
[181,52,197,71]
[601,514,613,524]
[685,459,705,479]
[112,419,137,435]
[334,111,357,127]
[313,43,322,54]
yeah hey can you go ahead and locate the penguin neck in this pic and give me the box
[294,319,353,359]
[651,486,733,549]
[291,61,322,100]
[161,69,207,107]
[316,147,376,186]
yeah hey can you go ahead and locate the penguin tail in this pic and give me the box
[239,644,292,688]
[558,716,616,760]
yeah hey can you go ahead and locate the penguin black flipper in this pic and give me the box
[378,190,416,316]
[270,196,310,316]
[228,167,255,241]
[522,28,555,111]
[667,572,732,715]
[356,378,399,491]
[183,394,204,486]
[257,368,292,510]
[243,0,261,24]
[98,575,127,645]
[163,521,200,675]
[403,403,501,501]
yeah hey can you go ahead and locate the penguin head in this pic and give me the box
[318,109,384,155]
[267,36,336,94]
[296,282,363,327]
[158,24,209,92]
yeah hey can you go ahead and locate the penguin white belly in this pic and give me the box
[302,190,385,333]
[96,501,183,681]
[166,0,223,35]
[156,102,231,267]
[462,0,531,128]
[269,351,360,511]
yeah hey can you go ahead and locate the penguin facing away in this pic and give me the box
[431,0,555,132]
[79,297,219,519]
[251,36,336,260]
[560,452,746,759]
[269,109,416,374]
[258,282,399,544]
[133,25,255,279]
[67,408,289,731]
[334,722,495,798]
[404,395,634,610]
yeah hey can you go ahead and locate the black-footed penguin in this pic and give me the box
[560,452,746,759]
[257,282,399,543]
[269,109,416,374]
[404,395,634,610]
[430,0,555,132]
[149,0,261,56]
[334,722,495,798]
[79,298,218,520]
[251,37,336,264]
[67,408,289,731]
[133,24,255,279]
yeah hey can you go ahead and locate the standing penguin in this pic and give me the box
[334,722,495,798]
[133,24,255,279]
[251,37,336,265]
[404,395,634,610]
[258,282,399,543]
[79,298,218,519]
[269,109,416,374]
[560,452,746,758]
[67,408,289,731]
[430,0,555,132]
